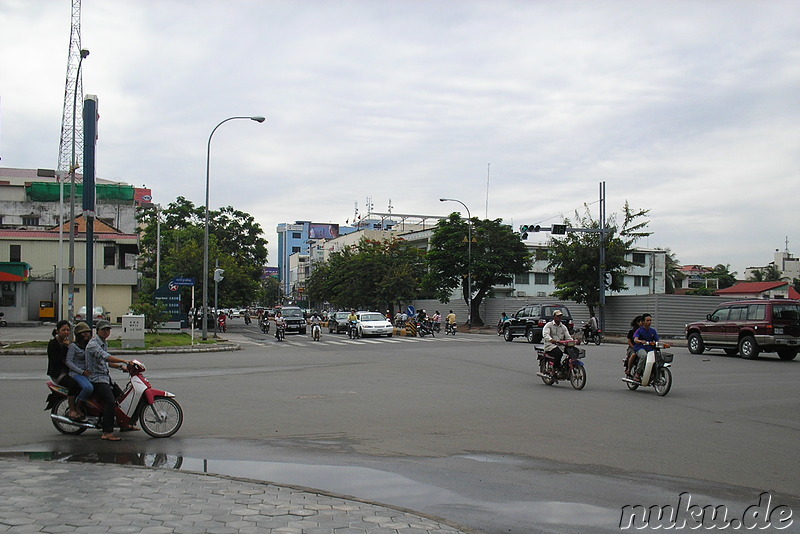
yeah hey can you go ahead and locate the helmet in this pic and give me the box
[74,322,91,335]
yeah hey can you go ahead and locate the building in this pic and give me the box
[676,265,718,293]
[0,167,142,322]
[744,248,800,281]
[715,281,800,300]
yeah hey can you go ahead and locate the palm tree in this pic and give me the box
[663,249,683,294]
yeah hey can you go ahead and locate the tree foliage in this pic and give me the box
[424,214,532,326]
[547,202,651,316]
[704,264,738,289]
[137,197,269,309]
[748,264,786,282]
[662,248,684,294]
[305,237,426,312]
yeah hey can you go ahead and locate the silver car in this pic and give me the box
[356,311,394,337]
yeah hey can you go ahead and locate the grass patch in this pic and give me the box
[3,332,218,350]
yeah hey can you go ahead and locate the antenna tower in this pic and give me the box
[57,0,85,177]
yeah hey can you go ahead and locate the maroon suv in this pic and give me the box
[685,299,800,360]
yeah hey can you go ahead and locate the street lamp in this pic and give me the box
[439,198,472,326]
[202,115,265,340]
[67,48,89,323]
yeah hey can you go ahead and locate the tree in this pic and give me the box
[424,215,532,326]
[748,264,787,282]
[547,202,651,317]
[305,237,426,312]
[704,264,738,289]
[137,197,269,310]
[662,248,683,294]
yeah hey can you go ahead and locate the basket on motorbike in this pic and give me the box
[658,351,674,363]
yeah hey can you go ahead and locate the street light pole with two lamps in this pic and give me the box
[201,115,265,341]
[439,198,472,326]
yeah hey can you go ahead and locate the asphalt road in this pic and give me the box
[1,325,798,533]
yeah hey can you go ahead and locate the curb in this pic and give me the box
[0,342,241,356]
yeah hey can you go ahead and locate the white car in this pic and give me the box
[356,311,394,337]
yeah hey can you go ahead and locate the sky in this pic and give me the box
[1,0,798,276]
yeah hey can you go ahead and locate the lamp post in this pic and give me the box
[202,115,265,340]
[439,198,472,326]
[67,48,89,323]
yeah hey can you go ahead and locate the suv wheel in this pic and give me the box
[687,333,705,354]
[525,326,536,343]
[777,349,798,361]
[503,325,514,342]
[739,336,760,359]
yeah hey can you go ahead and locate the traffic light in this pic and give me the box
[214,268,225,282]
[519,224,541,240]
[551,224,567,235]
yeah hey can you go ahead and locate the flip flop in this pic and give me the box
[101,435,121,441]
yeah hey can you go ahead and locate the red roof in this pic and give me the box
[716,282,800,299]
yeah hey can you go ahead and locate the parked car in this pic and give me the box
[356,311,393,337]
[328,311,352,334]
[75,306,111,323]
[685,299,800,360]
[280,306,306,334]
[502,303,574,343]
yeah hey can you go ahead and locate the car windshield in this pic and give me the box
[282,309,303,317]
[360,313,385,322]
[335,312,350,320]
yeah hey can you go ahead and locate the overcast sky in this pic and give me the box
[1,0,798,276]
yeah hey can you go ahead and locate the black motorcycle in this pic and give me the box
[259,317,270,334]
[582,323,602,345]
[348,320,360,339]
[275,323,285,341]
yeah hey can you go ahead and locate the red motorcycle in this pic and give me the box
[218,314,227,333]
[46,360,183,438]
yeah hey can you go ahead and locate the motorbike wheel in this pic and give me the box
[594,334,602,346]
[653,367,672,397]
[539,360,555,386]
[139,398,183,438]
[626,379,640,391]
[569,366,587,390]
[51,398,87,435]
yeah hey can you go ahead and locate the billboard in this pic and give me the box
[309,223,339,240]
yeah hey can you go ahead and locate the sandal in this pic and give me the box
[101,434,121,441]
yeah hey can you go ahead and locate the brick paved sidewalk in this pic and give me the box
[0,458,473,533]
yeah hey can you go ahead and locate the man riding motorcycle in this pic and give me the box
[542,310,573,375]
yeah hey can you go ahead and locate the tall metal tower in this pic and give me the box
[57,0,85,175]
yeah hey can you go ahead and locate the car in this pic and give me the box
[685,299,800,360]
[279,306,306,334]
[328,311,352,334]
[356,311,393,337]
[75,305,111,322]
[502,303,574,343]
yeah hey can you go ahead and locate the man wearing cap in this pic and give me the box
[542,310,574,375]
[85,320,134,441]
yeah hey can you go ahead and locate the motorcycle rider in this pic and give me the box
[347,309,359,337]
[65,322,95,420]
[47,320,83,420]
[583,314,599,341]
[446,310,457,333]
[633,313,660,382]
[542,310,574,375]
[85,320,134,441]
[309,312,322,336]
[274,310,286,338]
[625,315,643,377]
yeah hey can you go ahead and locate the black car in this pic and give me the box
[502,303,574,343]
[280,306,306,334]
[328,311,352,334]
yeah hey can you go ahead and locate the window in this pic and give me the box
[292,232,301,239]
[632,252,646,265]
[634,275,650,287]
[710,308,729,322]
[515,273,530,284]
[9,245,20,263]
[728,307,747,321]
[0,283,15,307]
[104,246,116,267]
[748,304,766,321]
[21,215,40,226]
[291,246,301,253]
[534,273,549,285]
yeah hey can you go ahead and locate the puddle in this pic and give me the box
[4,451,620,532]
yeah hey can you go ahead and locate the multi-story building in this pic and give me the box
[0,167,145,322]
[745,248,800,281]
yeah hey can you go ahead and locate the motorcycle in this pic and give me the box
[622,341,673,396]
[259,317,270,334]
[445,322,457,336]
[0,312,6,327]
[311,322,321,341]
[348,320,360,339]
[582,322,602,345]
[275,323,286,341]
[243,314,252,325]
[217,315,227,333]
[534,339,587,390]
[417,320,435,337]
[45,360,183,438]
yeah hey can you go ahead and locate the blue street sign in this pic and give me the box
[171,277,195,286]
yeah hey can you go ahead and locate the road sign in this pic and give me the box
[171,277,196,286]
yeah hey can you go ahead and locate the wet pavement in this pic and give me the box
[0,455,472,533]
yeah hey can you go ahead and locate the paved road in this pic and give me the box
[1,324,798,533]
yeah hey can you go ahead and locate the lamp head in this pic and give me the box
[80,49,90,59]
[251,116,266,123]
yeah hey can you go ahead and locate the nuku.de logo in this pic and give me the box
[619,492,793,530]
